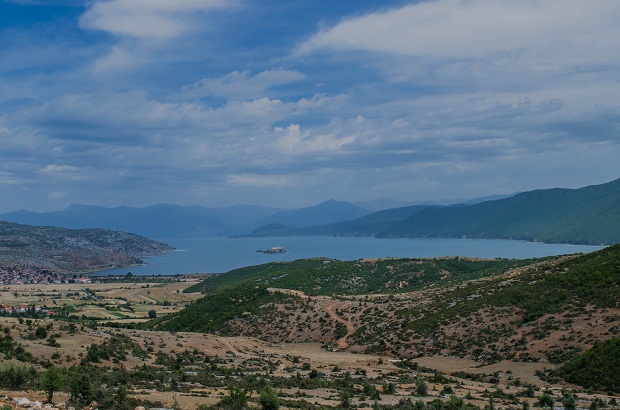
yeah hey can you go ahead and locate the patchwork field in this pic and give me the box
[1,277,204,321]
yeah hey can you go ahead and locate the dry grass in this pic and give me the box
[0,273,618,410]
[0,313,617,410]
[1,279,203,321]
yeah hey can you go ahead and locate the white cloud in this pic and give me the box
[93,46,137,73]
[182,69,305,100]
[274,124,357,154]
[296,0,620,68]
[48,191,68,201]
[0,172,23,185]
[80,0,236,40]
[227,174,292,187]
[39,164,86,179]
[0,117,48,154]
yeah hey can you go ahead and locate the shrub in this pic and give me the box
[258,386,280,410]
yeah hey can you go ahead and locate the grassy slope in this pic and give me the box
[151,256,545,333]
[174,245,620,331]
[402,244,620,334]
[184,256,541,296]
[380,178,620,245]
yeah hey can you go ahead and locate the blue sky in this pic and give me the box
[1,0,619,212]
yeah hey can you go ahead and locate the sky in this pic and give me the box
[1,0,619,213]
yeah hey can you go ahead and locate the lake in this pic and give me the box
[93,236,603,276]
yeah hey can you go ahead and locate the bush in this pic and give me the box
[219,386,251,410]
[258,386,280,410]
[537,394,554,409]
[35,326,48,339]
[416,379,428,396]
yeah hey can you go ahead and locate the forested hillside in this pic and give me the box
[380,178,620,245]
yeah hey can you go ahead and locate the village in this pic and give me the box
[0,302,56,317]
[0,266,92,286]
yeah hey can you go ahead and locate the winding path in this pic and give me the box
[268,288,357,349]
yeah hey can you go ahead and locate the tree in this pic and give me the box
[383,382,396,394]
[363,381,381,400]
[338,371,354,409]
[111,384,131,410]
[258,386,280,410]
[339,389,353,409]
[40,366,64,403]
[35,326,47,339]
[219,386,251,410]
[416,379,428,396]
[68,367,93,406]
[448,395,464,410]
[148,310,157,318]
[538,394,554,409]
[3,366,27,390]
[562,393,577,410]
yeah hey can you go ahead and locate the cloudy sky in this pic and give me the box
[1,0,619,212]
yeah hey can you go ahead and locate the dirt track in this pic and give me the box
[269,288,357,348]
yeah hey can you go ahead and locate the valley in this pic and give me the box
[0,247,617,409]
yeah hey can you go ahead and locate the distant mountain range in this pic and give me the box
[0,198,450,239]
[0,203,280,239]
[2,179,618,245]
[379,177,620,245]
[0,200,374,239]
[246,178,620,245]
[247,199,371,229]
[244,204,432,237]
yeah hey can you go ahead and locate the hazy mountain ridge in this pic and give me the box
[379,178,620,245]
[0,200,372,239]
[245,204,431,237]
[247,199,372,229]
[2,179,618,245]
[0,203,282,239]
[0,221,173,273]
[249,178,620,244]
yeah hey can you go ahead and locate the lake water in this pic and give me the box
[93,237,603,276]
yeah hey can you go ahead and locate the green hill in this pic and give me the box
[379,178,620,245]
[183,256,538,296]
[148,245,620,382]
[399,243,620,335]
[554,337,620,393]
[149,256,544,334]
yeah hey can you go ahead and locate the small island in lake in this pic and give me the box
[257,246,286,254]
